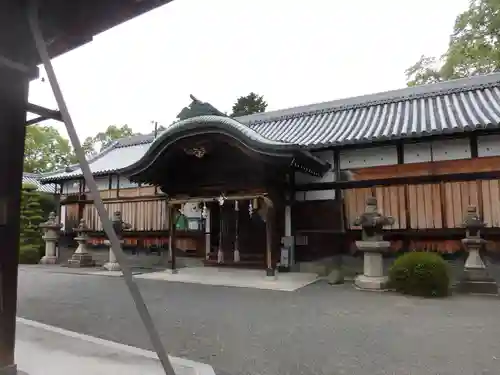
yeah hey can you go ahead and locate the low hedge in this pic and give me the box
[388,251,450,297]
[19,245,41,264]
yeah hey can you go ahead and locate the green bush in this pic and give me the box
[19,245,41,264]
[20,183,45,258]
[388,251,450,297]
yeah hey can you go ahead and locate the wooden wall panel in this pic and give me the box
[64,203,79,230]
[293,200,343,231]
[481,180,500,227]
[341,155,500,182]
[83,199,168,231]
[345,186,406,229]
[344,188,372,229]
[343,181,496,230]
[374,186,406,229]
[443,181,479,228]
[407,184,442,229]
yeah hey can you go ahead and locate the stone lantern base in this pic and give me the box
[103,240,123,271]
[354,241,390,291]
[457,270,498,295]
[67,253,95,268]
[457,240,498,295]
[40,255,58,265]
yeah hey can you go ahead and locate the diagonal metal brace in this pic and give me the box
[27,2,176,375]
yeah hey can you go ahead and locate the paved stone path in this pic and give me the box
[17,266,500,375]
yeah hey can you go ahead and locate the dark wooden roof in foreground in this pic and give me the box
[40,73,500,183]
[31,0,176,63]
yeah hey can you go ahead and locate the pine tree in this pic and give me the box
[19,183,45,263]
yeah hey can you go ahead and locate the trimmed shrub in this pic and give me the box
[388,251,450,297]
[19,245,41,264]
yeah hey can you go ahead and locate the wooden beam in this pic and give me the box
[167,205,177,273]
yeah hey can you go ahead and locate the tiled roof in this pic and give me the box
[239,72,500,147]
[40,72,500,182]
[22,173,57,193]
[41,143,151,181]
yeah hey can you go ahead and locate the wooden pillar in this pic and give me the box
[203,203,211,260]
[217,200,224,264]
[167,204,177,273]
[234,200,240,262]
[264,197,276,277]
[0,3,35,372]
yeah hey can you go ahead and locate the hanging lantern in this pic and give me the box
[218,194,225,206]
[235,200,239,211]
[201,202,207,219]
[248,200,253,217]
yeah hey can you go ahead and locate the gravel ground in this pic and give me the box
[17,266,500,375]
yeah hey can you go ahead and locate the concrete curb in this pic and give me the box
[17,317,216,375]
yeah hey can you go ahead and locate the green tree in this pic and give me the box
[406,0,500,86]
[19,183,45,263]
[230,92,268,117]
[24,125,77,173]
[82,124,137,158]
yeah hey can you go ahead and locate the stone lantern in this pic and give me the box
[39,212,63,264]
[103,211,131,271]
[353,197,394,291]
[67,218,95,268]
[457,205,498,295]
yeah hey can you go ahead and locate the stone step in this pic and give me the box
[456,280,499,295]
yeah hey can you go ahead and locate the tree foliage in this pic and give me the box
[19,183,45,262]
[230,92,268,117]
[82,124,137,158]
[406,0,500,86]
[24,125,77,173]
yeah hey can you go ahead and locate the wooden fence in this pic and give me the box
[344,179,500,230]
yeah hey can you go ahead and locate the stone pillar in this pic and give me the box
[103,211,130,271]
[457,206,498,295]
[234,200,240,263]
[67,218,95,267]
[103,240,123,271]
[353,197,394,291]
[39,212,63,264]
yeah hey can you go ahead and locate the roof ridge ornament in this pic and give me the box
[177,94,226,121]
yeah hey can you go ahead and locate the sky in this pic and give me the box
[28,0,471,141]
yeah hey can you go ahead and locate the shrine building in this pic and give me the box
[40,73,500,273]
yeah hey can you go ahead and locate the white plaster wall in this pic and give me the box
[430,138,471,161]
[118,177,138,189]
[78,177,111,192]
[339,146,398,169]
[478,135,500,157]
[404,142,432,164]
[295,150,335,184]
[61,180,80,194]
[60,205,66,231]
[404,139,471,163]
[295,189,335,201]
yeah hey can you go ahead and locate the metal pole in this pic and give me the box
[27,2,175,374]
